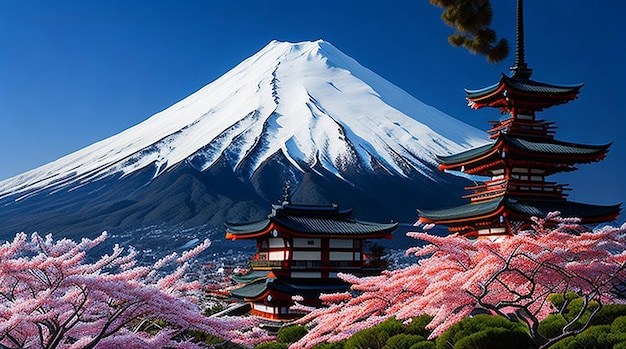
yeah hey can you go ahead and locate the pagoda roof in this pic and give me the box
[505,199,621,223]
[504,135,611,157]
[230,277,350,300]
[465,74,583,110]
[418,198,503,223]
[419,197,621,225]
[231,279,269,299]
[438,134,611,170]
[225,203,397,239]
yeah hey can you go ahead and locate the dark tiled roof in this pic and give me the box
[418,197,621,224]
[272,215,397,236]
[506,199,621,221]
[224,219,270,234]
[230,279,268,299]
[230,278,351,300]
[226,203,397,237]
[502,75,583,95]
[502,134,611,156]
[465,74,583,99]
[437,141,497,166]
[232,270,273,283]
[418,198,503,221]
[269,278,350,298]
[437,135,610,167]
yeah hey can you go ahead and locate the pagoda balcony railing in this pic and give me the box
[249,259,363,270]
[249,260,285,269]
[508,180,569,199]
[463,178,508,203]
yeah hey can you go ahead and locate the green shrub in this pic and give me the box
[344,327,390,349]
[454,327,531,349]
[409,342,435,349]
[344,317,413,349]
[547,292,580,310]
[546,292,599,330]
[612,316,626,333]
[383,334,426,349]
[277,325,308,344]
[435,314,532,349]
[550,325,614,349]
[592,304,626,326]
[374,318,408,337]
[538,314,567,339]
[404,315,434,338]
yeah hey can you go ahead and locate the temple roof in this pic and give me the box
[466,75,583,99]
[437,134,611,170]
[230,277,350,300]
[225,203,397,239]
[419,197,621,225]
[231,279,269,299]
[504,135,611,157]
[465,74,583,111]
[419,198,502,222]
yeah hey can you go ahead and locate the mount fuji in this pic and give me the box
[0,40,488,241]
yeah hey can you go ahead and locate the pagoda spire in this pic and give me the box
[509,0,533,79]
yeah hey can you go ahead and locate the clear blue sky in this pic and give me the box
[1,1,624,208]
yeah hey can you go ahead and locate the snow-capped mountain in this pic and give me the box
[0,40,487,239]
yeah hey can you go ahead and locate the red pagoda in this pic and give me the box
[225,200,396,320]
[418,0,621,238]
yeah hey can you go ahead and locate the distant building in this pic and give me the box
[418,0,621,238]
[225,201,396,320]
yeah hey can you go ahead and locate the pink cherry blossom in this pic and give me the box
[0,231,265,348]
[291,215,626,349]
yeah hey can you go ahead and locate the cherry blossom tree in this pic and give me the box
[0,231,269,348]
[291,213,626,349]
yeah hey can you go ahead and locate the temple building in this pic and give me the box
[418,0,621,238]
[225,200,396,320]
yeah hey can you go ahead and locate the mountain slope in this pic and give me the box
[0,40,488,239]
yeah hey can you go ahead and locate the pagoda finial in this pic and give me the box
[510,0,533,79]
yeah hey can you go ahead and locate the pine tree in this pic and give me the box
[430,0,509,63]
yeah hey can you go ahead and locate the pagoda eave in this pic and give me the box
[418,198,504,225]
[271,222,396,240]
[504,199,622,224]
[465,74,582,111]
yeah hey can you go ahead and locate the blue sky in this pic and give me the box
[1,1,624,209]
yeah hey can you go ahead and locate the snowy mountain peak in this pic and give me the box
[0,39,487,202]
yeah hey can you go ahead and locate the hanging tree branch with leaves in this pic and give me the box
[430,0,509,63]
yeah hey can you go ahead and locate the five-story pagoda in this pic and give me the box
[418,0,621,237]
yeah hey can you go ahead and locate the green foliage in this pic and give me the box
[454,327,532,349]
[277,325,308,344]
[404,315,435,338]
[591,304,626,326]
[540,292,615,342]
[435,314,532,349]
[344,317,434,349]
[549,315,626,349]
[253,342,289,349]
[612,316,626,333]
[344,327,390,349]
[409,342,436,349]
[430,0,509,63]
[383,334,427,349]
[538,314,568,339]
[547,292,580,310]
